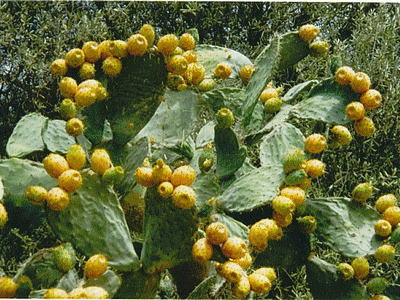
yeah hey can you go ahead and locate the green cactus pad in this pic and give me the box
[114,268,161,299]
[220,165,285,213]
[46,170,139,272]
[306,256,368,300]
[306,197,382,257]
[214,126,247,180]
[201,88,246,116]
[281,80,318,103]
[187,275,218,299]
[195,121,215,149]
[259,122,305,168]
[6,113,47,158]
[191,173,220,210]
[277,32,310,69]
[292,78,359,124]
[42,119,75,154]
[57,269,79,293]
[211,213,249,242]
[83,270,122,298]
[80,101,107,145]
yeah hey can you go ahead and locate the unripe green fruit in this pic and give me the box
[213,62,232,79]
[298,24,319,41]
[139,24,155,46]
[15,275,33,298]
[221,236,248,260]
[239,64,255,85]
[192,237,213,263]
[220,261,244,283]
[351,72,371,94]
[198,78,216,92]
[59,77,78,98]
[59,98,76,120]
[216,108,234,128]
[0,276,17,298]
[183,62,205,85]
[43,153,69,178]
[375,194,397,214]
[374,219,392,237]
[282,148,305,174]
[65,117,84,137]
[232,276,251,298]
[109,40,127,58]
[172,185,196,209]
[152,158,172,185]
[52,245,74,273]
[374,244,395,263]
[360,89,382,110]
[336,262,354,281]
[382,206,400,226]
[354,117,375,138]
[102,56,122,77]
[352,182,373,204]
[330,125,352,145]
[25,185,48,206]
[253,267,277,282]
[206,222,229,245]
[50,59,68,77]
[46,187,70,211]
[102,166,125,186]
[65,48,85,68]
[82,41,101,63]
[264,97,282,114]
[248,273,272,294]
[84,254,108,279]
[44,288,69,299]
[179,33,196,51]
[183,50,198,63]
[304,159,325,178]
[171,165,196,187]
[198,144,214,173]
[345,101,365,121]
[298,215,317,234]
[366,277,388,295]
[58,169,83,193]
[351,257,369,280]
[272,195,295,215]
[335,66,356,85]
[157,34,179,56]
[309,41,329,57]
[79,62,96,80]
[0,203,8,227]
[305,133,326,154]
[167,55,188,76]
[285,169,307,186]
[127,34,148,56]
[66,144,86,170]
[90,149,112,175]
[157,181,174,198]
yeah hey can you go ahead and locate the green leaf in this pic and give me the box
[292,78,359,124]
[42,119,75,154]
[6,113,47,158]
[211,213,249,241]
[282,80,318,103]
[306,197,382,257]
[46,170,140,272]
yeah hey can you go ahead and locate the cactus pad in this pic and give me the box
[43,119,75,154]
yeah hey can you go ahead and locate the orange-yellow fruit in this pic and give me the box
[360,89,382,110]
[65,48,85,68]
[248,222,269,251]
[84,254,108,279]
[221,236,248,260]
[74,86,97,107]
[66,144,86,171]
[0,276,17,298]
[304,159,325,178]
[46,187,70,211]
[305,133,326,154]
[171,185,196,209]
[77,79,103,97]
[82,41,101,63]
[90,149,112,175]
[59,77,78,98]
[50,59,68,77]
[248,273,272,294]
[0,203,7,227]
[139,24,155,46]
[375,194,397,214]
[58,169,83,193]
[374,244,395,263]
[220,261,244,283]
[239,64,255,85]
[213,62,232,79]
[65,118,84,137]
[167,55,188,76]
[280,186,306,207]
[134,159,154,187]
[309,41,329,57]
[259,218,282,241]
[183,62,205,85]
[157,34,179,56]
[152,159,172,184]
[192,237,213,263]
[253,267,277,283]
[382,206,400,226]
[102,57,122,77]
[272,195,295,215]
[78,62,96,80]
[260,88,279,103]
[273,211,293,228]
[231,252,253,270]
[345,102,365,121]
[183,50,197,63]
[354,117,375,138]
[25,185,48,206]
[331,125,353,145]
[68,287,87,299]
[43,153,70,178]
[171,165,196,187]
[298,24,319,41]
[232,276,251,298]
[374,219,392,237]
[127,34,148,56]
[98,40,113,59]
[109,40,127,58]
[335,66,356,85]
[43,288,69,299]
[371,295,391,300]
[206,222,229,245]
[179,33,196,51]
[350,72,371,94]
[351,257,369,280]
[83,286,109,299]
[337,263,354,281]
[352,182,373,204]
[157,181,174,198]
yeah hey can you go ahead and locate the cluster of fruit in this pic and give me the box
[134,158,197,209]
[259,82,284,114]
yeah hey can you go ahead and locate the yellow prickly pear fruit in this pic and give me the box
[172,185,196,209]
[260,87,279,103]
[59,77,78,98]
[309,41,329,57]
[375,219,392,237]
[304,159,325,178]
[360,89,382,110]
[68,287,87,299]
[46,187,70,211]
[382,206,400,226]
[351,257,369,280]
[350,72,371,94]
[273,211,293,228]
[157,34,179,56]
[66,144,86,171]
[171,165,196,187]
[98,40,113,59]
[216,107,234,128]
[192,237,213,263]
[25,185,48,206]
[305,133,326,154]
[330,125,352,145]
[206,222,229,245]
[74,86,97,107]
[139,24,155,46]
[157,181,174,198]
[102,166,125,186]
[50,59,68,77]
[65,48,85,68]
[183,62,205,85]
[198,78,216,92]
[43,288,69,299]
[375,194,397,214]
[231,252,253,270]
[298,24,319,41]
[248,222,269,252]
[282,148,305,174]
[352,182,373,204]
[221,236,248,260]
[79,62,96,80]
[83,286,109,299]
[0,276,17,298]
[152,159,172,185]
[84,254,108,279]
[220,261,244,283]
[59,98,76,120]
[179,33,196,51]
[0,203,8,227]
[167,74,187,91]
[280,186,306,206]
[248,272,272,294]
[109,40,127,58]
[58,169,83,193]
[82,41,101,63]
[102,56,122,77]
[264,97,283,114]
[335,66,356,85]
[272,195,295,215]
[345,101,365,121]
[371,295,391,300]
[257,218,282,241]
[65,117,84,137]
[43,153,69,178]
[134,158,154,187]
[90,149,111,175]
[253,267,277,283]
[166,55,188,76]
[239,64,255,85]
[374,244,395,263]
[213,62,232,79]
[182,50,197,63]
[354,117,375,138]
[127,34,148,56]
[97,86,109,101]
[336,263,354,281]
[232,276,251,298]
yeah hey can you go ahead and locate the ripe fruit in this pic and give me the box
[248,222,269,251]
[102,57,122,77]
[59,77,78,98]
[59,98,76,120]
[74,86,97,107]
[374,244,395,263]
[309,41,329,57]
[259,218,282,240]
[183,50,198,63]
[272,195,295,215]
[68,287,87,299]
[351,257,369,280]
[65,117,84,137]
[213,62,232,79]
[82,41,101,63]
[354,117,375,137]
[216,108,234,128]
[65,48,85,68]
[239,64,255,85]
[264,97,283,114]
[220,261,244,283]
[183,62,205,85]
[345,102,365,121]
[253,267,277,282]
[221,236,248,260]
[134,158,154,187]
[102,166,125,186]
[50,59,68,77]
[127,34,148,56]
[157,34,179,56]
[0,276,17,298]
[382,206,400,226]
[305,133,326,154]
[350,72,371,94]
[66,144,86,170]
[171,165,196,187]
[198,78,216,92]
[43,153,69,178]
[330,125,352,145]
[90,149,111,175]
[304,159,325,178]
[231,252,253,270]
[172,185,196,209]
[360,89,382,110]
[139,24,155,46]
[273,211,293,228]
[25,185,48,206]
[152,159,172,184]
[298,215,317,234]
[192,237,213,263]
[282,148,305,174]
[375,194,397,214]
[166,55,188,76]
[374,219,392,237]
[44,288,69,299]
[298,24,319,41]
[84,254,108,279]
[109,40,127,58]
[371,296,391,300]
[46,187,70,211]
[352,182,373,204]
[280,186,306,206]
[79,62,96,80]
[179,33,196,51]
[157,181,174,198]
[206,222,229,245]
[99,40,113,59]
[232,276,251,298]
[260,87,279,103]
[58,169,83,193]
[336,262,354,281]
[366,277,388,295]
[335,66,356,85]
[52,245,74,273]
[83,286,109,299]
[248,273,272,294]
